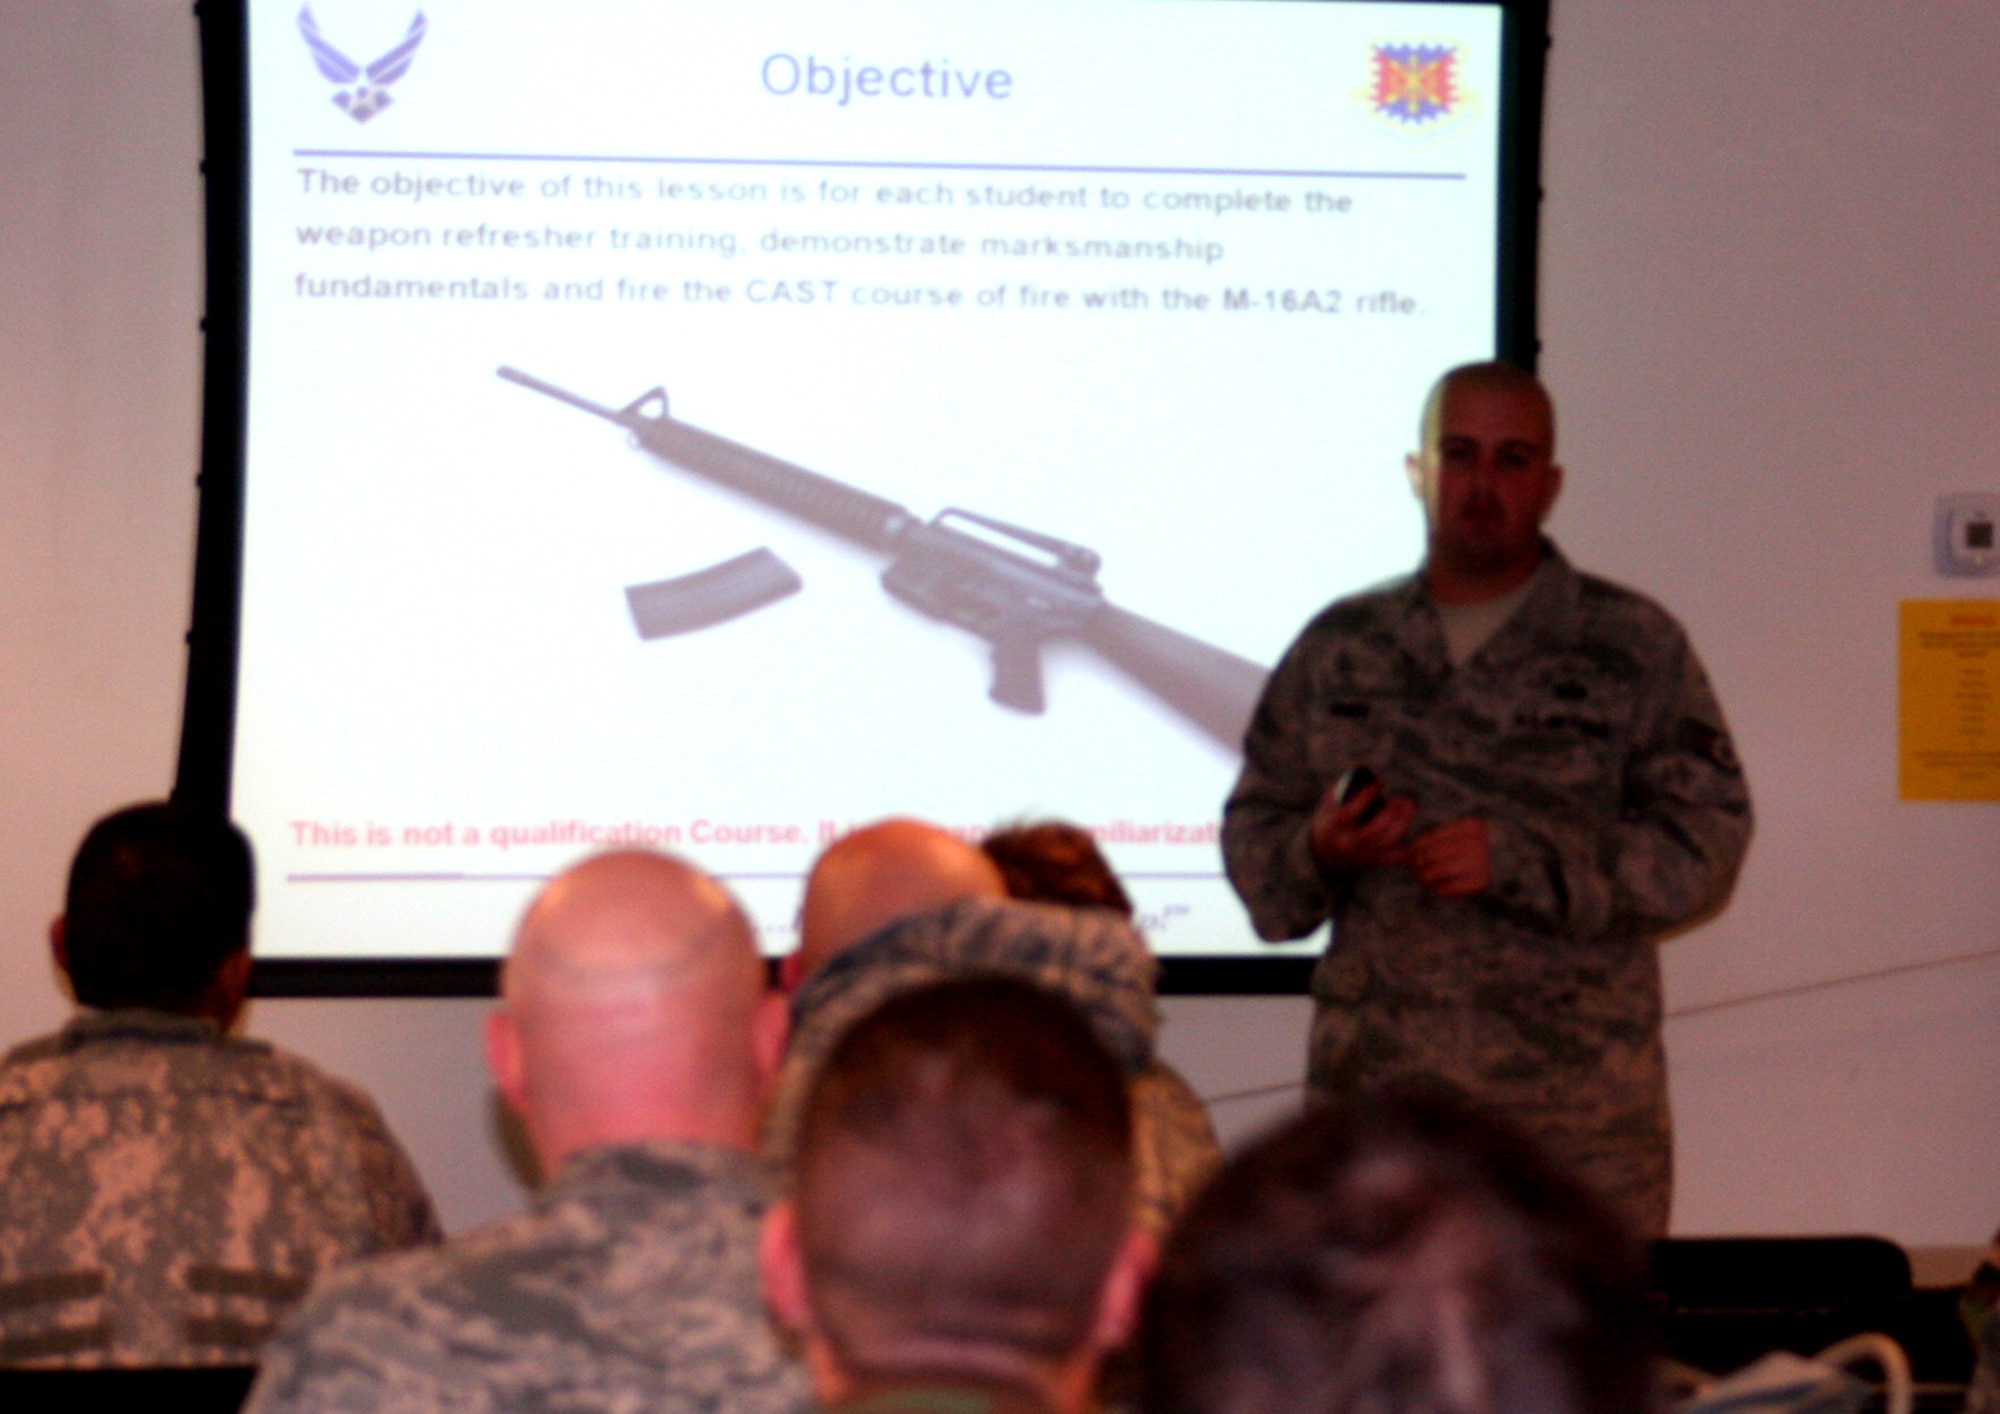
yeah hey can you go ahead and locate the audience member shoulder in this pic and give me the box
[260,1136,782,1384]
[0,1009,289,1099]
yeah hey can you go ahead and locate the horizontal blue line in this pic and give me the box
[287,868,1223,883]
[287,870,809,884]
[287,873,545,883]
[290,149,1465,182]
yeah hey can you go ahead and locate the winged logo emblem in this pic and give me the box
[297,8,428,123]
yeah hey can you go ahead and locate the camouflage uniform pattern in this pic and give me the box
[245,1140,811,1414]
[1128,1064,1222,1236]
[1222,544,1751,1237]
[828,1379,1057,1414]
[0,1009,440,1366]
[767,897,1221,1234]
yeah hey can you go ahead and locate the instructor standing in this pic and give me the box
[1222,361,1750,1236]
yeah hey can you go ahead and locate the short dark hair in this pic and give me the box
[795,977,1135,1373]
[63,802,256,1011]
[982,820,1134,918]
[1139,1088,1650,1414]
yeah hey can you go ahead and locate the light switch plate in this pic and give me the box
[1936,494,2000,575]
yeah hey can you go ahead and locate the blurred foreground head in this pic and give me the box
[489,850,782,1171]
[1140,1088,1650,1414]
[765,977,1151,1412]
[791,817,1006,986]
[58,801,255,1022]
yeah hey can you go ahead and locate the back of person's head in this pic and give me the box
[794,818,1007,982]
[779,976,1141,1386]
[493,849,775,1166]
[1139,1087,1650,1414]
[61,801,255,1012]
[982,820,1134,918]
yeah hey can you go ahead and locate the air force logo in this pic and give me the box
[298,7,428,123]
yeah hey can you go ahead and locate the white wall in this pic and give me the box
[1,1,1994,1243]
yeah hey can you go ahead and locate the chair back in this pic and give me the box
[0,1364,257,1414]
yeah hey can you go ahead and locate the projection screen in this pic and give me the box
[179,0,1547,992]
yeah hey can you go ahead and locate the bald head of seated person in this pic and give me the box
[0,800,438,1368]
[245,851,809,1414]
[787,817,1007,989]
[763,977,1153,1414]
[489,850,786,1161]
[1138,1087,1651,1414]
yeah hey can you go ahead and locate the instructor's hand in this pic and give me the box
[1307,781,1414,874]
[1404,817,1491,898]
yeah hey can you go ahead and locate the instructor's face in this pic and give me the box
[1407,381,1562,578]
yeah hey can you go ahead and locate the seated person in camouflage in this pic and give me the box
[0,801,439,1367]
[762,977,1153,1414]
[771,818,1208,1234]
[981,820,1222,1226]
[246,851,809,1414]
[1138,1087,1652,1414]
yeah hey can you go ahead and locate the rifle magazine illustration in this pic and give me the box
[625,547,802,640]
[498,366,1270,750]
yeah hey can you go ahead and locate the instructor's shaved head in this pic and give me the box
[1417,360,1556,453]
[794,819,1007,982]
[491,851,779,1171]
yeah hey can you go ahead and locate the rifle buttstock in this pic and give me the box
[1081,605,1269,751]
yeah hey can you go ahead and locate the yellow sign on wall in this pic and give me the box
[1900,600,2000,799]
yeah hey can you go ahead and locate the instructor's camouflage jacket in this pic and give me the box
[0,1009,439,1366]
[245,1140,810,1414]
[1222,544,1751,1236]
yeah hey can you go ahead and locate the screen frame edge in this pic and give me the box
[179,0,1550,999]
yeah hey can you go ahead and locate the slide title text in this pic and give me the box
[761,53,1014,105]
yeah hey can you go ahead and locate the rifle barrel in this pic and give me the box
[632,415,912,552]
[500,366,911,552]
[496,366,628,425]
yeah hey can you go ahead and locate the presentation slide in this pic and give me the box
[229,0,1507,962]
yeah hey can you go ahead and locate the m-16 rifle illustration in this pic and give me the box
[498,367,1270,750]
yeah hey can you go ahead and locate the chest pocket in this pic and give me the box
[1306,690,1405,780]
[1490,665,1635,797]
